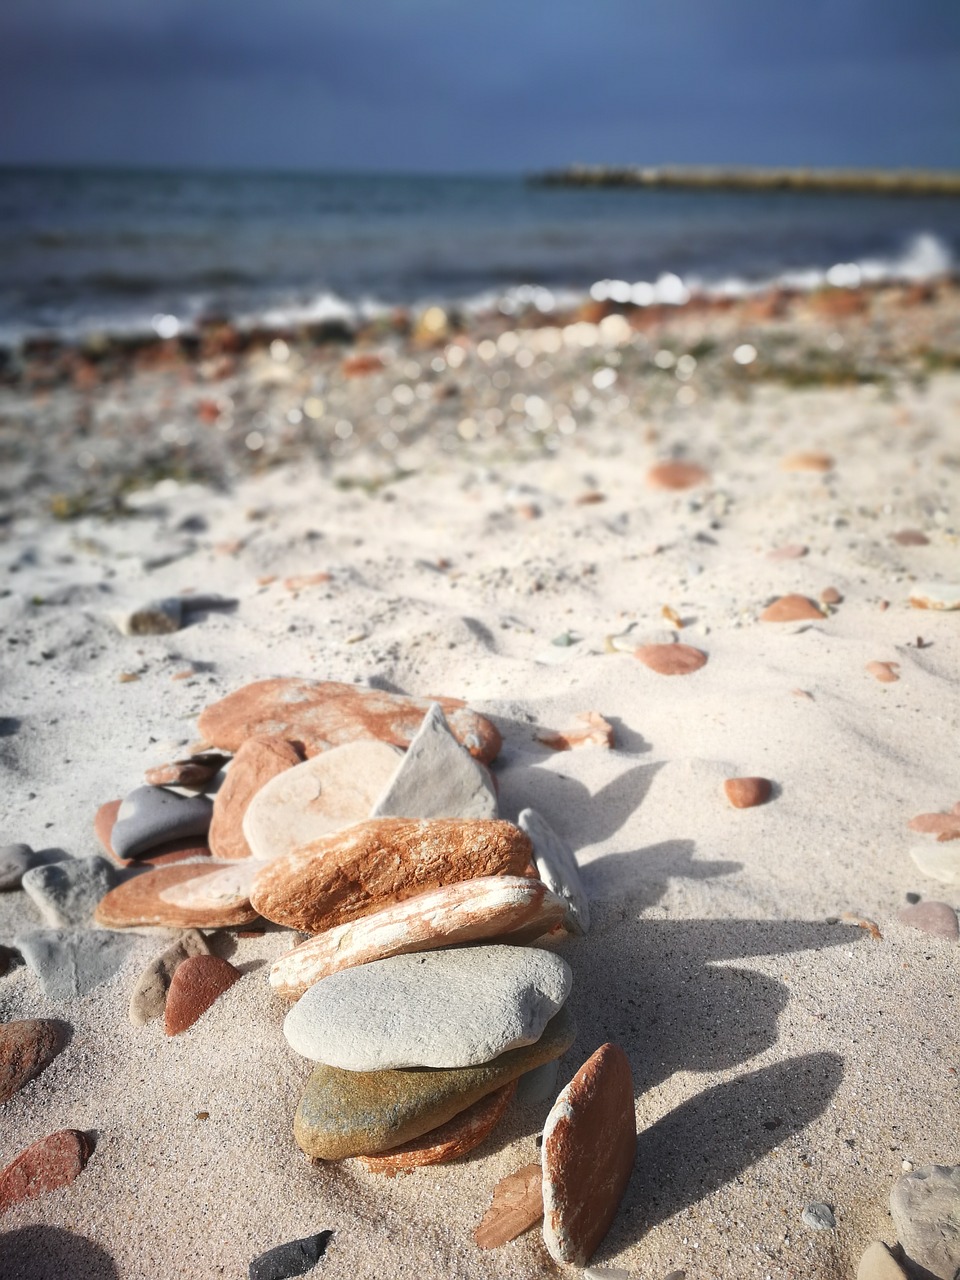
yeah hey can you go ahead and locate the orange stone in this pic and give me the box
[759,594,824,622]
[475,1161,545,1249]
[537,711,615,751]
[0,1020,65,1105]
[866,661,900,684]
[341,352,384,377]
[164,955,242,1035]
[908,812,960,839]
[634,643,707,675]
[196,678,501,764]
[95,863,260,929]
[357,1081,516,1173]
[724,777,773,809]
[94,799,213,868]
[0,1130,91,1213]
[209,736,303,860]
[820,586,843,605]
[144,753,228,789]
[781,451,834,473]
[646,461,709,491]
[250,818,533,934]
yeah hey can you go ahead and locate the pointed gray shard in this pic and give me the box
[22,855,122,927]
[371,702,498,820]
[17,929,138,1002]
[518,808,589,936]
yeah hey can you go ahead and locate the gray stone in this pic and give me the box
[897,901,959,942]
[128,930,211,1026]
[910,844,960,886]
[111,597,183,635]
[113,785,213,859]
[802,1202,836,1230]
[516,1058,560,1106]
[17,929,138,1002]
[21,855,121,927]
[518,808,590,936]
[284,944,572,1070]
[370,702,498,820]
[856,1242,908,1280]
[249,1232,333,1280]
[890,1164,960,1280]
[0,846,71,892]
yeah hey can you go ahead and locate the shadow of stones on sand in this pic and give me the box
[0,1226,119,1280]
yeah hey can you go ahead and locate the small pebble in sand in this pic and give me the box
[760,594,824,622]
[0,1130,91,1213]
[723,777,773,809]
[767,543,808,560]
[908,810,960,839]
[111,597,183,636]
[802,1202,836,1230]
[164,954,242,1036]
[634,643,708,675]
[646,461,709,490]
[781,451,834,472]
[891,529,930,546]
[896,901,959,941]
[537,711,615,751]
[0,1020,66,1105]
[475,1161,544,1249]
[909,581,960,611]
[248,1231,333,1280]
[866,661,900,684]
[820,586,843,604]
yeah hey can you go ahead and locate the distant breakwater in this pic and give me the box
[531,166,960,197]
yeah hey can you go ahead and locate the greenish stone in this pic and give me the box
[295,1004,576,1160]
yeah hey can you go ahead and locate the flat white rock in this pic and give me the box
[283,944,572,1070]
[518,807,590,935]
[158,861,264,910]
[909,581,960,610]
[242,740,402,861]
[910,843,960,885]
[371,702,498,820]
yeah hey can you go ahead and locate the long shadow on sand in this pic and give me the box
[0,1226,119,1280]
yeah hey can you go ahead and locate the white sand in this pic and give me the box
[1,370,958,1280]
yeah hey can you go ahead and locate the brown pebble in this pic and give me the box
[866,661,900,684]
[766,544,808,560]
[475,1161,544,1249]
[573,491,606,505]
[634,643,707,675]
[0,1130,91,1212]
[358,1081,516,1173]
[896,901,959,941]
[724,777,773,809]
[0,1020,65,1105]
[646,461,709,491]
[820,586,843,605]
[760,594,824,622]
[891,529,929,546]
[781,451,834,473]
[118,672,140,683]
[164,955,242,1035]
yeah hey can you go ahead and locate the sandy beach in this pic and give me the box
[1,283,958,1280]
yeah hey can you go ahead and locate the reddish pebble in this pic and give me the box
[866,661,900,684]
[781,451,834,473]
[766,544,808,561]
[891,529,929,546]
[341,352,384,378]
[908,812,960,839]
[0,1020,65,1105]
[760,594,824,622]
[896,901,959,941]
[164,955,242,1036]
[820,586,843,605]
[541,1043,636,1266]
[0,1130,91,1212]
[634,643,707,675]
[724,777,773,809]
[646,461,709,491]
[283,571,332,592]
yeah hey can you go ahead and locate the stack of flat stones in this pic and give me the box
[7,677,635,1266]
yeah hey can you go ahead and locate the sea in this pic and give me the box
[1,166,958,347]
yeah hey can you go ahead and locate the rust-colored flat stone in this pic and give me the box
[251,818,532,934]
[646,461,709,491]
[0,1020,65,1105]
[866,661,900,684]
[634,643,707,676]
[95,864,259,929]
[0,1130,91,1212]
[724,777,773,809]
[475,1161,545,1249]
[164,954,242,1035]
[541,1042,636,1266]
[209,735,303,860]
[94,800,212,868]
[908,811,960,839]
[781,451,834,472]
[196,678,501,763]
[357,1081,516,1173]
[760,594,824,622]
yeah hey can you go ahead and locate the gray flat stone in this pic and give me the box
[0,846,71,892]
[128,930,211,1025]
[516,1058,560,1106]
[249,1232,333,1280]
[371,702,498,820]
[910,844,960,886]
[890,1164,960,1280]
[17,929,138,1002]
[802,1202,836,1230]
[113,785,213,859]
[21,855,121,927]
[518,808,590,935]
[284,944,572,1070]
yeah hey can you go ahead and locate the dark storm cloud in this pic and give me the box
[0,0,958,170]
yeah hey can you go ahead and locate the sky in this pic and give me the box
[0,0,958,173]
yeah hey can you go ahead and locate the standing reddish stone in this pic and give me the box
[196,678,501,763]
[0,1130,91,1212]
[164,954,242,1035]
[0,1020,65,1105]
[723,777,773,809]
[94,799,212,868]
[209,736,303,860]
[646,461,709,490]
[541,1042,636,1266]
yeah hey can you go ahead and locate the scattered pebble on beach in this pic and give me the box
[723,777,773,809]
